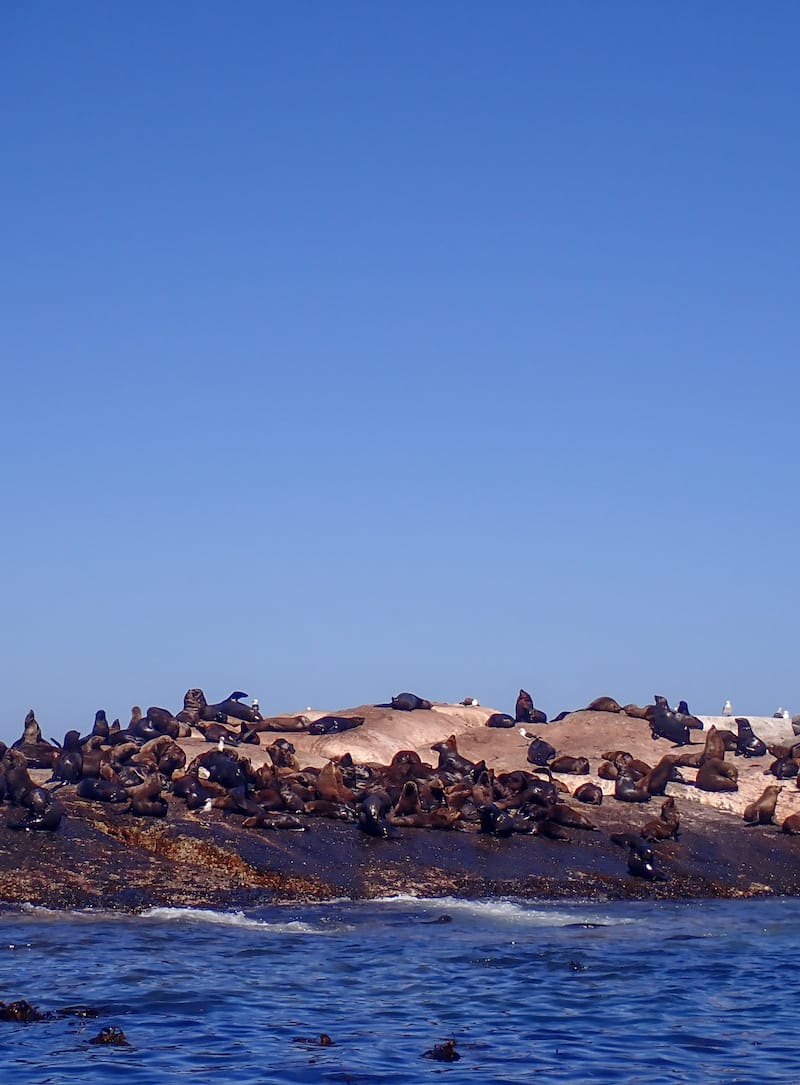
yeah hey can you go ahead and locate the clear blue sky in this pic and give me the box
[2,2,798,742]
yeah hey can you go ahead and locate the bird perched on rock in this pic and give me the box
[722,700,733,716]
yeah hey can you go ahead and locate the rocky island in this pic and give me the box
[2,693,799,911]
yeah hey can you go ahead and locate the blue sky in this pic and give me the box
[2,2,798,742]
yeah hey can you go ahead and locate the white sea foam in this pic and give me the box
[366,894,639,927]
[139,906,345,934]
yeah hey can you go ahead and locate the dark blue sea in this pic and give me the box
[1,895,798,1084]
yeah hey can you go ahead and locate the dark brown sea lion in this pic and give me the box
[548,802,598,830]
[431,735,474,776]
[526,738,556,767]
[243,715,311,736]
[8,786,64,831]
[50,730,83,784]
[734,718,767,759]
[515,689,547,725]
[649,708,692,746]
[614,770,650,803]
[550,755,590,775]
[144,707,180,738]
[622,703,651,719]
[478,803,515,837]
[573,782,603,805]
[640,755,680,796]
[390,692,433,712]
[743,785,782,825]
[423,1039,460,1062]
[89,1027,131,1046]
[308,715,365,736]
[12,710,59,769]
[695,758,738,792]
[358,791,396,838]
[642,796,680,841]
[128,773,168,817]
[671,725,726,769]
[394,780,421,816]
[586,696,623,713]
[486,713,516,728]
[781,812,800,834]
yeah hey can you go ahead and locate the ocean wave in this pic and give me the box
[365,894,639,927]
[139,906,345,933]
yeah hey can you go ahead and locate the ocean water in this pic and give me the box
[0,895,798,1084]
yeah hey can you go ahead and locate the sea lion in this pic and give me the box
[695,758,738,792]
[478,803,515,837]
[573,782,603,805]
[627,840,658,880]
[734,718,767,759]
[204,691,262,724]
[614,770,650,803]
[393,780,422,816]
[586,696,623,713]
[243,715,311,737]
[50,730,83,784]
[781,813,800,834]
[550,755,590,775]
[649,708,691,746]
[526,738,556,767]
[640,755,681,796]
[423,1039,460,1062]
[89,1027,131,1046]
[431,735,474,776]
[621,703,651,720]
[743,785,782,825]
[144,707,180,739]
[390,692,433,712]
[642,796,680,841]
[515,689,547,725]
[128,774,169,817]
[308,715,365,735]
[8,787,64,831]
[358,791,396,838]
[671,725,726,769]
[486,713,516,729]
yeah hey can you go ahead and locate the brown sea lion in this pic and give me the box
[550,755,590,775]
[695,758,738,792]
[743,784,782,825]
[573,782,603,805]
[515,689,547,725]
[781,812,800,834]
[642,796,680,841]
[622,703,651,719]
[586,696,623,713]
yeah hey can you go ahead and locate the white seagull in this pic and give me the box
[722,700,733,716]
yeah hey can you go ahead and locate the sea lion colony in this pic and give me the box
[4,688,800,884]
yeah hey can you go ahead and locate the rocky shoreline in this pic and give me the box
[2,699,799,911]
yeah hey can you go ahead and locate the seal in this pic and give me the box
[743,784,782,825]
